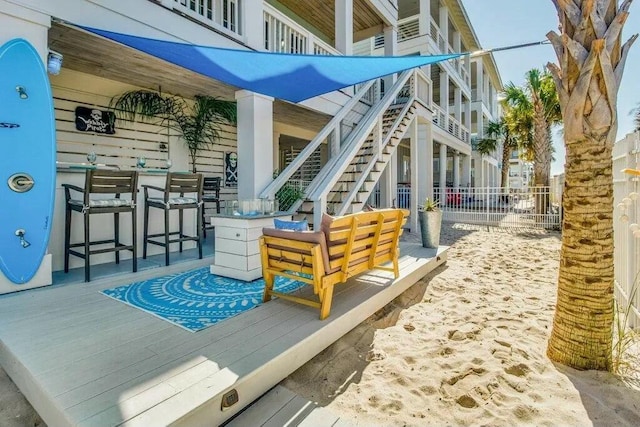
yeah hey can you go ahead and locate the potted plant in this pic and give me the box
[110,90,237,172]
[418,197,442,248]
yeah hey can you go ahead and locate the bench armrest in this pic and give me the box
[261,228,331,275]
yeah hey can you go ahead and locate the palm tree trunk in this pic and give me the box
[548,134,615,369]
[501,143,511,189]
[546,0,636,370]
[532,112,551,216]
[532,110,550,187]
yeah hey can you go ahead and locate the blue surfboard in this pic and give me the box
[0,39,56,284]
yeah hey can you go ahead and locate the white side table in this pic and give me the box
[210,213,293,281]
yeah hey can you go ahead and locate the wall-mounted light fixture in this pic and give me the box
[47,50,63,75]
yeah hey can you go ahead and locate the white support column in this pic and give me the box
[484,69,490,104]
[439,143,447,205]
[465,95,472,143]
[244,0,264,50]
[453,151,460,189]
[379,150,398,208]
[454,87,462,122]
[476,59,484,103]
[418,0,431,38]
[440,71,450,116]
[490,163,495,187]
[335,0,353,55]
[439,6,449,50]
[390,150,398,206]
[453,32,461,76]
[235,90,274,200]
[480,156,489,187]
[383,26,398,90]
[272,131,280,173]
[384,25,398,56]
[462,155,471,187]
[425,126,434,200]
[477,112,485,139]
[409,121,419,232]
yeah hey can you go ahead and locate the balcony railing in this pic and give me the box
[370,16,421,50]
[172,0,242,38]
[428,17,468,85]
[432,104,469,144]
[263,3,340,55]
[398,17,419,41]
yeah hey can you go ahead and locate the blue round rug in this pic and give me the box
[101,267,305,331]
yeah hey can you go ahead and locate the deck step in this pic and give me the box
[226,386,344,427]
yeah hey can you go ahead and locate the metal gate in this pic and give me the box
[433,186,562,230]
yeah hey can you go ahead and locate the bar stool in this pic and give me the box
[142,172,204,266]
[202,176,221,238]
[63,170,139,282]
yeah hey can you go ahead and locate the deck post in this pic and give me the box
[235,90,274,200]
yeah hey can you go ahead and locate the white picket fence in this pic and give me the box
[433,186,562,230]
[613,132,640,328]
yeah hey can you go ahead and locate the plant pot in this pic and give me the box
[418,210,442,248]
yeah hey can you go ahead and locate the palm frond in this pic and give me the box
[109,90,173,123]
[110,89,237,172]
[476,137,498,155]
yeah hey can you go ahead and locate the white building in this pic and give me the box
[509,149,533,191]
[356,0,503,207]
[2,0,501,284]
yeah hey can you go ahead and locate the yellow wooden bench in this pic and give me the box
[259,209,409,319]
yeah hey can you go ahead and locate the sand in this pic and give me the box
[1,223,639,426]
[282,223,640,426]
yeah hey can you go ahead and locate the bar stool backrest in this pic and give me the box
[166,173,203,199]
[84,170,138,203]
[203,177,221,198]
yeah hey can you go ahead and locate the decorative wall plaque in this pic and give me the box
[75,106,115,134]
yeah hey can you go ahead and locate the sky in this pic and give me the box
[461,0,640,175]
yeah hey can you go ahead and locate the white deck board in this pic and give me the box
[226,386,297,426]
[0,243,447,427]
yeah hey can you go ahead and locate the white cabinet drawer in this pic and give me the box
[215,227,247,241]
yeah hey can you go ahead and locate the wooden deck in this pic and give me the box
[0,243,447,427]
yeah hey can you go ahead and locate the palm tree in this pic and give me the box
[546,0,637,371]
[111,90,237,172]
[477,114,522,189]
[504,70,561,190]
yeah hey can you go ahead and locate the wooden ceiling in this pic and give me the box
[48,23,330,132]
[277,0,385,43]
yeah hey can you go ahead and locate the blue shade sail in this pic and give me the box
[79,25,463,103]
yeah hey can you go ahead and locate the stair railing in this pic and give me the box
[307,69,415,225]
[335,68,433,216]
[259,79,377,204]
[335,75,419,216]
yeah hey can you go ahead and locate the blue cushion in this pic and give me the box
[274,219,309,231]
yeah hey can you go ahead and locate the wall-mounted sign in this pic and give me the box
[75,106,115,134]
[225,151,238,187]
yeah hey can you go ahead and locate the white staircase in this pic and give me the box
[261,68,432,228]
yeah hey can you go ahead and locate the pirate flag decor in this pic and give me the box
[75,106,116,134]
[225,151,238,187]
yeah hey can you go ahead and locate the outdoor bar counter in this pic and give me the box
[50,164,201,275]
